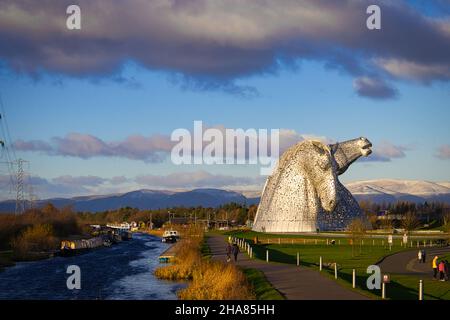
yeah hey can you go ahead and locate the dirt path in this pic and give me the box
[207,234,368,300]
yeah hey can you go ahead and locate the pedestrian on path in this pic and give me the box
[422,249,426,263]
[226,243,232,263]
[232,243,240,262]
[445,260,450,281]
[418,250,422,263]
[439,260,446,281]
[433,256,439,279]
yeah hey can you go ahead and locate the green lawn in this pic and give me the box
[226,230,450,300]
[243,268,285,300]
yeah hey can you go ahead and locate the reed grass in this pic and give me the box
[155,226,255,300]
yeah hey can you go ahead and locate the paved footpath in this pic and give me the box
[378,246,450,276]
[208,234,368,300]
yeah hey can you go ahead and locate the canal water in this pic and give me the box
[0,233,184,300]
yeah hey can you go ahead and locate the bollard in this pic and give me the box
[319,256,323,271]
[334,263,338,279]
[339,240,341,245]
[410,241,413,248]
[297,252,300,266]
[266,250,269,263]
[373,239,375,246]
[419,280,423,301]
[352,269,356,288]
[327,239,329,245]
[382,282,386,300]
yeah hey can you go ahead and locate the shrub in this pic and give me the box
[11,224,57,259]
[178,260,254,300]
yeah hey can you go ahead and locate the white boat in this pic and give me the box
[162,230,180,243]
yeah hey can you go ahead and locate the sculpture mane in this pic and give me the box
[253,137,372,233]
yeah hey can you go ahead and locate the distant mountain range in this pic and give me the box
[346,179,450,204]
[0,188,256,213]
[0,180,448,213]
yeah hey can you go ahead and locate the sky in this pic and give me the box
[0,0,449,200]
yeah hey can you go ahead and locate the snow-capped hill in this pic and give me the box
[346,179,450,195]
[345,179,450,204]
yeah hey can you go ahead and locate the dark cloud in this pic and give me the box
[51,175,108,187]
[13,139,53,152]
[13,130,409,163]
[353,77,398,99]
[0,172,263,199]
[0,0,449,98]
[361,141,411,162]
[14,132,174,162]
[0,174,94,200]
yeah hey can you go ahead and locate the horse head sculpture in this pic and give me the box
[253,137,372,233]
[330,137,372,175]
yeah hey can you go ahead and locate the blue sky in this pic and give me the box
[0,0,449,199]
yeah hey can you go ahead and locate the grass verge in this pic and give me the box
[226,230,450,300]
[243,268,285,300]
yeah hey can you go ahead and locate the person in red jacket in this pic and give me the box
[439,260,446,281]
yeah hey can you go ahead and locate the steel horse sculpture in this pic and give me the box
[252,137,372,233]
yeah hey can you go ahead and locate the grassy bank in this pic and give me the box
[242,268,284,300]
[227,230,450,300]
[154,227,255,300]
[204,233,284,300]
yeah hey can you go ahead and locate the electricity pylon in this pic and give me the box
[15,159,27,215]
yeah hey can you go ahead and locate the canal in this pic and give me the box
[0,233,184,300]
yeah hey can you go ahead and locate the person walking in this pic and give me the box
[445,260,450,281]
[432,256,439,279]
[422,249,426,264]
[232,243,240,262]
[418,250,422,263]
[226,243,232,263]
[439,260,446,281]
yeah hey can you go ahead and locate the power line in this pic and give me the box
[0,92,17,161]
[0,90,37,213]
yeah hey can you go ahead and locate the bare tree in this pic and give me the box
[439,211,450,234]
[401,211,420,233]
[347,218,367,257]
[380,217,394,233]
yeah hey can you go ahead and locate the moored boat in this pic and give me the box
[162,230,180,243]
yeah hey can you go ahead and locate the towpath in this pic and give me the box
[207,234,368,300]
